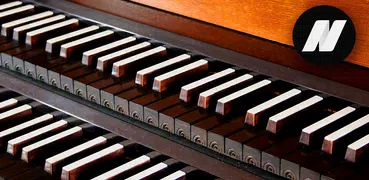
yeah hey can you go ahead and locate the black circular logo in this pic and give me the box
[293,6,356,65]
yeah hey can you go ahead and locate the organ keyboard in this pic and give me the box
[0,0,368,180]
[0,87,217,180]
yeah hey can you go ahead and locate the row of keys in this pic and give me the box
[1,1,369,180]
[0,87,218,180]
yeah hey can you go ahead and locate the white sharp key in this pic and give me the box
[82,36,137,66]
[1,11,54,37]
[60,30,114,58]
[7,120,68,155]
[322,114,369,154]
[13,15,66,41]
[216,79,272,115]
[61,143,124,180]
[136,54,191,86]
[0,5,34,19]
[126,162,169,180]
[153,59,208,92]
[161,170,186,180]
[112,46,167,77]
[0,1,22,11]
[345,133,369,163]
[46,25,99,54]
[0,98,18,111]
[26,19,79,46]
[246,88,302,126]
[0,104,32,123]
[198,74,254,109]
[266,95,324,134]
[0,113,53,143]
[45,136,107,175]
[96,41,151,72]
[180,68,235,102]
[300,106,356,146]
[21,126,83,163]
[91,155,151,180]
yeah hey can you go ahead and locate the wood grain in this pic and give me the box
[130,0,369,68]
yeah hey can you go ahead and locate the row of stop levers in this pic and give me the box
[1,1,369,179]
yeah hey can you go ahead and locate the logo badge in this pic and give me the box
[293,6,355,65]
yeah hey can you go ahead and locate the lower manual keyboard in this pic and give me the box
[0,87,217,180]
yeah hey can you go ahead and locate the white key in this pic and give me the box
[266,95,324,134]
[0,5,34,19]
[180,68,235,102]
[21,126,83,163]
[13,15,66,41]
[198,74,253,109]
[97,42,151,72]
[153,59,208,92]
[161,170,186,180]
[345,133,369,162]
[0,1,22,11]
[112,46,167,77]
[7,120,68,155]
[0,104,32,122]
[322,114,369,154]
[26,19,79,45]
[246,88,302,126]
[126,162,168,180]
[2,11,53,37]
[215,79,272,115]
[60,30,114,58]
[0,113,53,141]
[46,25,99,54]
[0,98,18,111]
[91,155,151,180]
[300,106,356,146]
[61,143,124,180]
[136,54,191,86]
[82,36,136,66]
[45,136,107,175]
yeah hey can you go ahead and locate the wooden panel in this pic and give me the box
[129,0,369,68]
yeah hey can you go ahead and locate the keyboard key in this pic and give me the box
[112,46,167,77]
[46,25,99,54]
[300,106,358,147]
[60,30,114,58]
[61,141,128,180]
[82,36,136,66]
[26,19,79,46]
[246,88,302,126]
[198,74,254,109]
[97,42,151,72]
[266,95,325,134]
[13,15,66,42]
[153,59,208,92]
[180,68,235,103]
[322,114,369,155]
[136,54,191,87]
[1,11,53,37]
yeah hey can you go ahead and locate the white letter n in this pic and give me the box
[302,20,346,52]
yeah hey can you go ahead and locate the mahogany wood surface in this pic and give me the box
[130,0,369,68]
